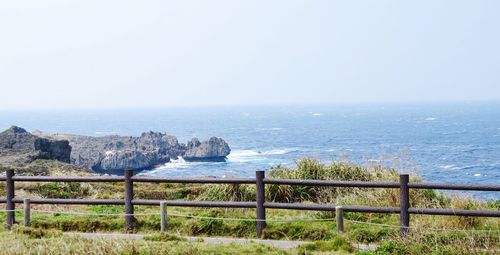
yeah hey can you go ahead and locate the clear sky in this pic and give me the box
[0,1,499,109]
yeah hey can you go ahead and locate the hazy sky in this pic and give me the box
[1,1,499,109]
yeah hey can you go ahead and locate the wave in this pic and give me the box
[440,164,457,170]
[229,148,297,157]
[458,164,481,170]
[158,157,190,169]
[425,117,437,121]
[262,149,297,155]
[143,156,230,175]
[227,148,299,163]
[228,150,261,158]
[439,164,482,171]
[255,127,283,131]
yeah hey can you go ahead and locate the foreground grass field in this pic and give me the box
[0,226,294,255]
[0,159,499,254]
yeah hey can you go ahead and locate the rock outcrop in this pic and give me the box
[0,126,71,166]
[0,126,231,173]
[49,131,185,172]
[46,131,230,172]
[184,137,231,162]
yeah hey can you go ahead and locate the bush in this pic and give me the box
[348,226,394,243]
[262,222,332,240]
[200,184,256,202]
[13,226,62,239]
[33,182,92,199]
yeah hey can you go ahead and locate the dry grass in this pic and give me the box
[0,227,290,255]
[0,158,498,254]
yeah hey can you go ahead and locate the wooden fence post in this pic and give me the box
[6,169,15,230]
[399,174,410,237]
[256,170,266,238]
[160,201,168,232]
[124,169,134,232]
[335,206,344,233]
[23,198,31,226]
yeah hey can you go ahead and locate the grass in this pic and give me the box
[0,158,499,254]
[0,225,292,255]
[298,237,354,254]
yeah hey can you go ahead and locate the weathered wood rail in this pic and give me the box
[1,169,499,237]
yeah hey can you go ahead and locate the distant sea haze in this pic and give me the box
[1,102,499,199]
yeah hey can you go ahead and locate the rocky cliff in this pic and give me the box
[50,131,184,172]
[47,130,231,173]
[1,126,231,173]
[184,137,230,162]
[0,126,71,166]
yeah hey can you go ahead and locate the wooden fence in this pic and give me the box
[1,169,499,237]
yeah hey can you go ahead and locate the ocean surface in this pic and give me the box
[1,102,499,199]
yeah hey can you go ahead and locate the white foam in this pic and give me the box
[441,164,455,169]
[157,157,190,169]
[228,150,260,158]
[262,149,295,155]
[312,113,323,117]
[226,150,261,163]
[474,173,481,177]
[226,148,298,163]
[425,117,437,121]
[229,148,296,157]
[255,127,283,131]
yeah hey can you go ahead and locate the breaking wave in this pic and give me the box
[145,157,192,174]
[227,148,299,163]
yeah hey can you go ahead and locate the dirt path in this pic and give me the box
[63,232,376,250]
[63,232,310,249]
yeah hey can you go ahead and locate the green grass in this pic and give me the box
[298,237,354,254]
[0,158,499,254]
[0,226,292,255]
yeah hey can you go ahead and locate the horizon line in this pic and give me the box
[1,99,499,111]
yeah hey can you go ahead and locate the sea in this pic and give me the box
[1,102,499,199]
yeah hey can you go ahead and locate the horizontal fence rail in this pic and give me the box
[264,179,400,188]
[408,183,500,191]
[131,176,256,184]
[408,208,500,217]
[10,176,125,182]
[264,203,401,213]
[1,169,499,237]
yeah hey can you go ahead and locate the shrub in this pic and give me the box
[13,226,62,239]
[348,226,394,243]
[200,184,256,202]
[33,182,92,199]
[262,222,332,240]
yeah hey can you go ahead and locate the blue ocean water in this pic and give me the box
[1,102,499,199]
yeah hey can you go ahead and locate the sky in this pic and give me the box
[0,0,499,110]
